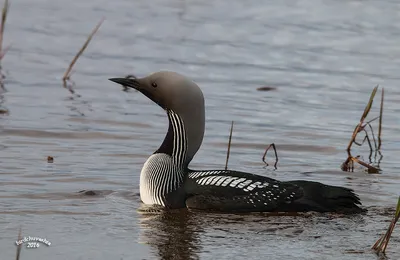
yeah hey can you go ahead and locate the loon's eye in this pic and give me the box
[151,82,158,88]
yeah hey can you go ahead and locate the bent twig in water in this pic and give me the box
[262,143,278,170]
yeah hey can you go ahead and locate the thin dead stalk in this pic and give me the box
[262,143,278,169]
[224,121,234,170]
[346,85,378,153]
[372,196,400,255]
[15,227,22,260]
[0,0,9,62]
[0,0,9,90]
[62,17,105,91]
[378,88,384,150]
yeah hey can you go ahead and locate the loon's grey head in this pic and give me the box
[109,71,205,166]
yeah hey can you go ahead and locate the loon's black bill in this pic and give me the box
[109,77,139,89]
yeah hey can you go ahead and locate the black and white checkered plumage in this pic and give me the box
[184,170,303,212]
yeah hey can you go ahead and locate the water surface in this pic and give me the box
[1,0,400,259]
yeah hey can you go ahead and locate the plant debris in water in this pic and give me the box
[257,86,277,91]
[121,74,137,92]
[0,0,10,90]
[79,190,97,196]
[15,227,22,260]
[0,107,8,114]
[262,143,278,170]
[372,196,400,255]
[62,17,105,94]
[378,88,384,150]
[341,86,384,174]
[223,121,279,170]
[224,120,234,170]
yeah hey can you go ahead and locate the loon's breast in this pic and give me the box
[140,153,186,207]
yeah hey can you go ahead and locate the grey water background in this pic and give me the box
[1,0,400,259]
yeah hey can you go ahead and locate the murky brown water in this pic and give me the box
[1,0,400,259]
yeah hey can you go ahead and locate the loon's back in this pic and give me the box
[183,169,362,213]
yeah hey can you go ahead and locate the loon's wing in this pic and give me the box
[183,169,303,212]
[184,170,363,213]
[284,180,362,213]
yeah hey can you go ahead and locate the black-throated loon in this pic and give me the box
[109,71,363,213]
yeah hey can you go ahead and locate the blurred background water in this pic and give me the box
[0,0,399,259]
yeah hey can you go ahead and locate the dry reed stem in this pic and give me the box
[62,17,105,82]
[342,86,384,173]
[350,156,379,173]
[15,227,22,260]
[346,85,378,152]
[0,0,9,90]
[262,143,278,169]
[378,88,384,150]
[372,197,400,254]
[224,121,234,170]
[0,0,9,61]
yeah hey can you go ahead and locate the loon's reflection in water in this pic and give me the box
[138,205,202,260]
[136,204,385,260]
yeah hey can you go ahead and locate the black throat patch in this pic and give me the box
[154,115,174,156]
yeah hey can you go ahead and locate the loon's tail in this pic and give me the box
[283,180,364,214]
